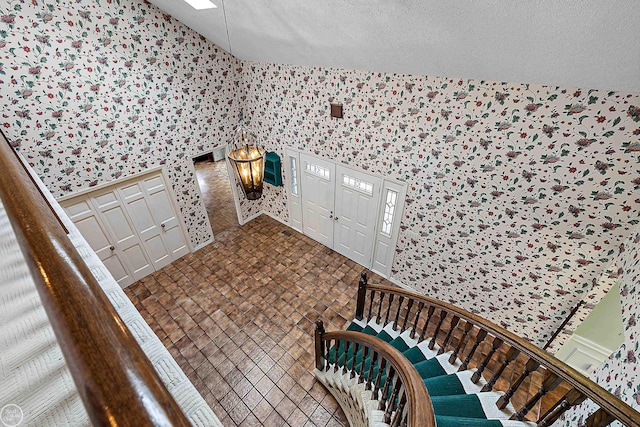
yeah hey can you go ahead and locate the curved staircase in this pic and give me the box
[314,272,640,427]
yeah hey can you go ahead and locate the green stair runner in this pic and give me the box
[326,319,536,427]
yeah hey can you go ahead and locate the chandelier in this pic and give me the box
[227,126,265,200]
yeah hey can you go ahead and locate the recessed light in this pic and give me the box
[184,0,217,10]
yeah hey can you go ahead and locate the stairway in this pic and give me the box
[314,273,640,427]
[318,317,537,427]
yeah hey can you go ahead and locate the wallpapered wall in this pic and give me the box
[0,0,240,248]
[2,0,640,417]
[238,62,640,349]
[562,226,640,426]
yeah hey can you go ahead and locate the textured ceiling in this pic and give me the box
[147,0,640,93]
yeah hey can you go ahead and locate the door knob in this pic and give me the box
[110,246,115,251]
[329,211,333,219]
[161,223,166,228]
[334,216,339,221]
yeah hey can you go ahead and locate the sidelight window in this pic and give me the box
[381,189,398,237]
[290,156,298,196]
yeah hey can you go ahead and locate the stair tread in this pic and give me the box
[424,375,466,397]
[425,370,485,395]
[432,392,515,420]
[435,415,503,427]
[346,321,364,332]
[435,415,536,427]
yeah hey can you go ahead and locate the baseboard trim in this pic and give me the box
[192,237,213,252]
[240,211,262,225]
[261,210,289,227]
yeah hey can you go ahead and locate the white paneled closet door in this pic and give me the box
[60,169,190,288]
[118,180,172,271]
[140,174,189,260]
[91,189,155,284]
[63,198,133,287]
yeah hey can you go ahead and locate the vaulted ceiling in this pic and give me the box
[147,0,640,93]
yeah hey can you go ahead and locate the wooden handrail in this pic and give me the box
[359,280,640,427]
[0,131,190,425]
[542,299,585,350]
[315,321,436,427]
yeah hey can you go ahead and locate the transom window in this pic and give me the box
[342,174,373,196]
[305,162,330,180]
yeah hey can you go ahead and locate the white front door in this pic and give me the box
[334,166,382,267]
[300,154,335,248]
[91,190,155,282]
[297,153,387,269]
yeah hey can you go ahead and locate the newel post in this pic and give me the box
[355,271,368,320]
[314,320,326,371]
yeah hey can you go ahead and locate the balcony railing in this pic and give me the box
[0,129,191,426]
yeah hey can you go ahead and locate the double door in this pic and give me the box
[61,171,189,288]
[300,154,382,267]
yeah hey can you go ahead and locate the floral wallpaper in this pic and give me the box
[1,0,640,421]
[238,62,640,348]
[1,0,639,360]
[561,226,640,426]
[0,0,241,247]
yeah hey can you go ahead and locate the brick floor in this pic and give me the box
[125,215,390,426]
[124,213,564,425]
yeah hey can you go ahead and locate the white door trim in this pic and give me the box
[57,166,164,202]
[190,151,216,245]
[196,145,248,227]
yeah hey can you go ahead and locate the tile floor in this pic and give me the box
[194,159,239,235]
[124,214,561,426]
[125,215,382,426]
